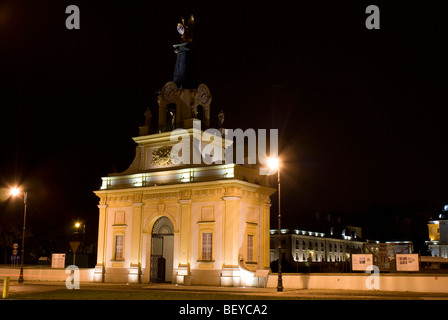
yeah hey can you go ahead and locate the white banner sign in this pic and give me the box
[352,254,373,271]
[51,253,66,268]
[396,254,419,271]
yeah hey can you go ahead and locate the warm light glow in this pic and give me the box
[180,169,192,183]
[267,157,279,170]
[134,174,144,187]
[100,177,110,190]
[10,187,20,197]
[75,222,81,228]
[224,164,235,178]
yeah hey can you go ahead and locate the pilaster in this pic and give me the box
[262,202,271,269]
[129,202,144,283]
[94,204,108,282]
[221,196,241,286]
[176,198,192,284]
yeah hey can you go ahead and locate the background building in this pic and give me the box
[270,227,364,265]
[426,205,448,258]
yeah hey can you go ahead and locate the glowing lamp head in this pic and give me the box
[10,187,20,197]
[75,222,81,228]
[267,157,279,171]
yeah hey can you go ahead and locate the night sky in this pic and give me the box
[0,0,447,252]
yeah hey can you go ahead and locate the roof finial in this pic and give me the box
[177,14,195,43]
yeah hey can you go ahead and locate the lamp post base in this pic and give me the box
[277,276,283,292]
[18,267,24,284]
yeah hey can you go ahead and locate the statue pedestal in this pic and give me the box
[173,42,196,88]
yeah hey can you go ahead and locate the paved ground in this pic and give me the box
[3,282,447,319]
[3,281,448,300]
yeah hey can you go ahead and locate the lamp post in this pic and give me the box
[267,157,283,292]
[73,221,85,261]
[10,187,28,284]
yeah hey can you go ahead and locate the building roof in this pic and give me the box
[270,226,362,241]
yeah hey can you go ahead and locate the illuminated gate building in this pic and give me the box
[93,16,275,285]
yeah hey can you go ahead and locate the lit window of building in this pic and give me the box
[114,234,124,261]
[202,233,213,261]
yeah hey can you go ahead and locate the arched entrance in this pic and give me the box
[150,216,174,283]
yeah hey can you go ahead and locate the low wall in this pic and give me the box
[267,273,448,293]
[2,267,448,293]
[0,267,94,282]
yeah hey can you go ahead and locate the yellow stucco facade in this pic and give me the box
[94,178,273,285]
[428,222,440,242]
[93,112,275,286]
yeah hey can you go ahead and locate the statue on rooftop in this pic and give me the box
[177,14,195,43]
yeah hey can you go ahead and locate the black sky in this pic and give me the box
[0,0,447,244]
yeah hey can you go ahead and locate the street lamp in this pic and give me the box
[10,187,28,284]
[73,221,86,259]
[267,157,283,292]
[74,221,86,239]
